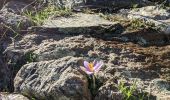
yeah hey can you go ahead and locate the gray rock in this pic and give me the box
[0,1,33,34]
[47,0,152,10]
[0,93,29,100]
[4,27,169,100]
[34,43,76,61]
[157,95,170,100]
[5,32,170,100]
[0,12,32,31]
[149,79,170,96]
[47,0,86,9]
[14,56,91,100]
[127,6,170,34]
[0,0,35,11]
[95,81,124,100]
[86,0,152,8]
[1,1,33,15]
[31,13,123,35]
[0,57,11,91]
[0,0,8,9]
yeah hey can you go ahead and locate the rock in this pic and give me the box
[0,93,29,100]
[0,0,8,9]
[3,22,169,100]
[5,32,170,100]
[1,1,33,15]
[86,0,152,9]
[30,13,123,36]
[47,0,86,9]
[34,43,76,61]
[14,57,91,100]
[95,81,124,100]
[0,57,11,91]
[0,0,34,9]
[149,79,170,97]
[47,0,152,11]
[129,6,170,20]
[0,1,33,35]
[0,12,32,32]
[127,6,170,34]
[157,95,170,100]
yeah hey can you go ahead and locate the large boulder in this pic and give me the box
[11,34,170,100]
[14,57,91,100]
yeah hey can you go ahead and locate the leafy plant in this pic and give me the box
[118,80,148,100]
[118,81,137,100]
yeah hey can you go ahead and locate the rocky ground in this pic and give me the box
[0,0,170,100]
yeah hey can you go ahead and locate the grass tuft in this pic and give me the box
[23,5,72,26]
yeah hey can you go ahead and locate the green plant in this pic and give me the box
[23,5,72,26]
[24,52,37,63]
[118,81,137,100]
[132,4,139,9]
[118,80,148,100]
[128,19,157,31]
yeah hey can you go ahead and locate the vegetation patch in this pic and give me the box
[118,80,155,100]
[23,5,73,26]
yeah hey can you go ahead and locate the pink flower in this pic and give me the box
[80,60,103,75]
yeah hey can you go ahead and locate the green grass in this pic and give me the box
[23,5,72,26]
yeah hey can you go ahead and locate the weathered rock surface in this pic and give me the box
[0,57,11,91]
[0,1,34,91]
[94,81,124,100]
[0,93,29,100]
[0,1,33,35]
[0,1,169,100]
[29,13,123,36]
[14,57,91,100]
[126,6,170,34]
[117,29,170,46]
[1,1,33,15]
[47,0,152,11]
[10,34,170,99]
[0,0,35,9]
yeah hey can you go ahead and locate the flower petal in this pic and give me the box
[85,70,94,75]
[84,61,89,68]
[84,61,91,71]
[80,65,94,75]
[94,61,103,72]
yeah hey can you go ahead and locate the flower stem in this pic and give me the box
[92,75,96,89]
